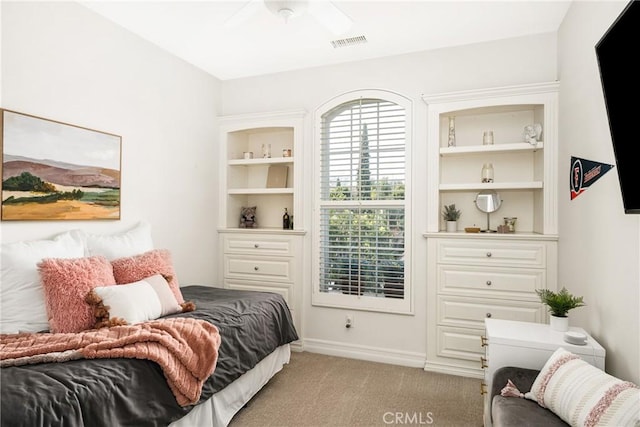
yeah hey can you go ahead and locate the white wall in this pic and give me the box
[8,1,634,384]
[557,0,639,384]
[222,34,558,365]
[0,2,222,285]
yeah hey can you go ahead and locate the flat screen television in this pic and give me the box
[595,0,640,214]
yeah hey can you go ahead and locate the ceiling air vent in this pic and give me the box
[330,35,367,49]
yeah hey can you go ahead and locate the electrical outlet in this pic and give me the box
[345,315,354,329]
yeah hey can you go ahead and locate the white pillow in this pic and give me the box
[82,221,154,260]
[0,231,86,333]
[525,347,640,427]
[92,274,181,325]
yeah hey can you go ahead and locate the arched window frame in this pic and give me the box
[312,89,413,314]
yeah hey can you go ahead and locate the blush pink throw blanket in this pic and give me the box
[0,317,221,406]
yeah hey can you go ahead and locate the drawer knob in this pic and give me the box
[486,252,492,257]
[486,280,492,286]
[486,312,492,318]
[254,244,259,248]
[254,266,259,271]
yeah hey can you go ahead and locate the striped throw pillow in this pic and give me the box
[525,347,639,427]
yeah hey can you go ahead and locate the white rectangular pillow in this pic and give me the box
[525,347,640,427]
[1,231,86,333]
[92,274,181,325]
[80,221,154,260]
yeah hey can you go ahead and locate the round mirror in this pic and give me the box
[475,190,502,213]
[475,190,502,232]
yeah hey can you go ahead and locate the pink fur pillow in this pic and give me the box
[38,256,116,333]
[111,249,184,304]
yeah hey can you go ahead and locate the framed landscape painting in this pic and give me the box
[1,109,121,220]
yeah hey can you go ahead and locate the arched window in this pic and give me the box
[313,90,412,313]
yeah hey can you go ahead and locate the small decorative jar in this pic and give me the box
[503,217,517,233]
[262,143,271,158]
[481,163,494,183]
[483,131,494,145]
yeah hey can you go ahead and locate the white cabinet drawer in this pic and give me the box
[224,255,292,282]
[438,296,544,328]
[437,326,485,361]
[223,235,293,256]
[437,239,545,268]
[438,265,542,299]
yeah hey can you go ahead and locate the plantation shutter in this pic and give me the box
[318,97,406,299]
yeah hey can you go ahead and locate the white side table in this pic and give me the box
[482,318,605,427]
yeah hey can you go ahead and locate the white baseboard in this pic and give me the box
[423,360,484,379]
[290,340,304,352]
[302,338,426,368]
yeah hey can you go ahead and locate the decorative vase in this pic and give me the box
[550,315,569,332]
[447,117,456,147]
[446,221,457,232]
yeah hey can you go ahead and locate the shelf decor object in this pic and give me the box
[524,123,543,145]
[475,190,501,232]
[442,203,461,232]
[447,116,456,147]
[481,163,494,183]
[483,130,494,145]
[262,143,271,158]
[266,165,288,188]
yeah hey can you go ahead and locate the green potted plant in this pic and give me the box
[442,204,461,232]
[536,287,585,331]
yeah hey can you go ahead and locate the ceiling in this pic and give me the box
[80,0,572,81]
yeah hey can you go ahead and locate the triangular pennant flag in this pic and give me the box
[570,157,615,200]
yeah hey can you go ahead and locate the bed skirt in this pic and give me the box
[170,344,292,427]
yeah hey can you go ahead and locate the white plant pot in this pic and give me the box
[550,315,569,332]
[446,221,457,232]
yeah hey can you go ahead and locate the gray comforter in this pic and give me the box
[0,286,299,427]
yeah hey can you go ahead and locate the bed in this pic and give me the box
[0,285,298,427]
[0,224,299,427]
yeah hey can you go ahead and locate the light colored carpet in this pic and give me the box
[229,351,484,427]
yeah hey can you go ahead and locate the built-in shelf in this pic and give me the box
[219,109,305,230]
[228,157,294,166]
[440,142,543,156]
[228,188,294,195]
[439,182,543,191]
[423,81,559,235]
[423,231,558,241]
[218,227,307,235]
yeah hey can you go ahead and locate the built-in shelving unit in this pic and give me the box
[217,110,306,349]
[422,82,559,378]
[423,81,559,235]
[218,110,305,230]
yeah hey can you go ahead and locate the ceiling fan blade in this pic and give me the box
[223,0,264,28]
[309,1,353,35]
